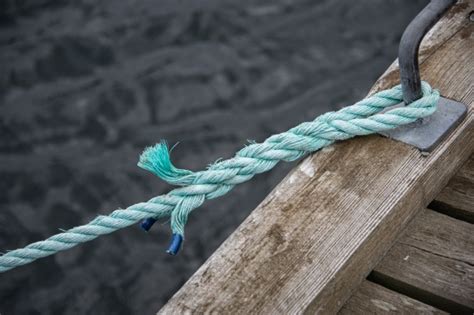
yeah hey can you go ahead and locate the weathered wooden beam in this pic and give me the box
[159,2,473,314]
[339,280,447,315]
[369,209,474,313]
[430,154,474,222]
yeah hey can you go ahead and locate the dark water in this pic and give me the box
[0,0,428,314]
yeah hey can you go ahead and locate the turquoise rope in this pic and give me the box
[0,82,439,272]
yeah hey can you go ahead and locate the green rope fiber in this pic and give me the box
[0,82,439,272]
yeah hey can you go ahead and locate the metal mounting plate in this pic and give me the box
[379,97,467,152]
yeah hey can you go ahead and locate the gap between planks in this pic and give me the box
[348,209,474,314]
[339,280,448,315]
[430,154,474,222]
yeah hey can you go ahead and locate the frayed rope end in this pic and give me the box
[138,141,195,232]
[138,140,194,186]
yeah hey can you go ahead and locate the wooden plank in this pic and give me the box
[430,154,474,222]
[339,280,447,315]
[159,3,474,314]
[370,210,474,314]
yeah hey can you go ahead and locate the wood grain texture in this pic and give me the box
[159,3,474,314]
[430,154,474,222]
[339,280,447,315]
[370,210,474,313]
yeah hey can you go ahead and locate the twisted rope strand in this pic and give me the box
[0,82,439,272]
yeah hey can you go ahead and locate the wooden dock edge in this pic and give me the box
[159,2,473,314]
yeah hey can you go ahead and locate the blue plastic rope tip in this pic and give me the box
[166,234,183,255]
[140,218,157,231]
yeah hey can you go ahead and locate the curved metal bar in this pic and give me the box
[399,0,456,104]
